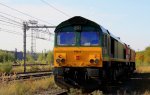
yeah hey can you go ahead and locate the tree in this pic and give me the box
[144,46,150,64]
[136,52,144,64]
[0,50,15,63]
[26,54,34,63]
[46,51,53,64]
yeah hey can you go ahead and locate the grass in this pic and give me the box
[0,63,149,95]
[91,90,103,95]
[67,89,103,95]
[68,88,82,95]
[136,66,150,73]
[0,76,59,95]
[136,62,150,67]
[144,91,150,95]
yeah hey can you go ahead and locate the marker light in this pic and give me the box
[58,55,62,58]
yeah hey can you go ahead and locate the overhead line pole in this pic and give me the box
[23,23,56,73]
[23,22,27,73]
[27,25,56,28]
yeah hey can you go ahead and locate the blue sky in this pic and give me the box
[0,0,150,52]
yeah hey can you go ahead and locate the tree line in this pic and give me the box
[0,49,53,64]
[0,50,15,63]
[136,46,150,65]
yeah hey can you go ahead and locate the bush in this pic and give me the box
[46,51,53,64]
[136,46,150,65]
[0,50,15,63]
[37,51,53,64]
[0,62,12,73]
[26,54,34,63]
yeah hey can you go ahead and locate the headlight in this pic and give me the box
[90,59,94,63]
[61,58,65,63]
[95,59,99,64]
[56,59,61,63]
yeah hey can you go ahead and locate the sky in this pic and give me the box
[0,0,150,52]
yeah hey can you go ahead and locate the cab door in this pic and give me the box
[102,33,110,61]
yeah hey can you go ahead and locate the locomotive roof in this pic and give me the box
[55,16,127,46]
[55,16,100,31]
[100,25,125,45]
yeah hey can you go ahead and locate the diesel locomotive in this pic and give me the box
[53,16,136,89]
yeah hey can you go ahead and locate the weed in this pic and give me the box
[0,76,57,95]
[136,66,150,73]
[68,88,82,95]
[91,90,103,95]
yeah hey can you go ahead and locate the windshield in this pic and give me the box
[57,32,76,46]
[80,32,99,46]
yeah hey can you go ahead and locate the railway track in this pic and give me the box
[0,71,53,82]
[17,71,53,79]
[35,89,68,95]
[12,63,49,67]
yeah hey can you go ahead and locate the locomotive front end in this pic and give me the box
[54,48,103,88]
[53,16,103,89]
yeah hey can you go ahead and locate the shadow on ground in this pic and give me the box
[101,73,150,95]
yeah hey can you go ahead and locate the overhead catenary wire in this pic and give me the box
[0,22,22,28]
[0,14,22,25]
[0,1,55,58]
[0,2,54,25]
[40,0,71,17]
[0,11,23,28]
[0,20,54,41]
[36,28,54,35]
[0,28,50,40]
[0,28,33,37]
[0,28,23,35]
[0,28,32,37]
[0,11,24,21]
[0,19,22,27]
[0,28,53,41]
